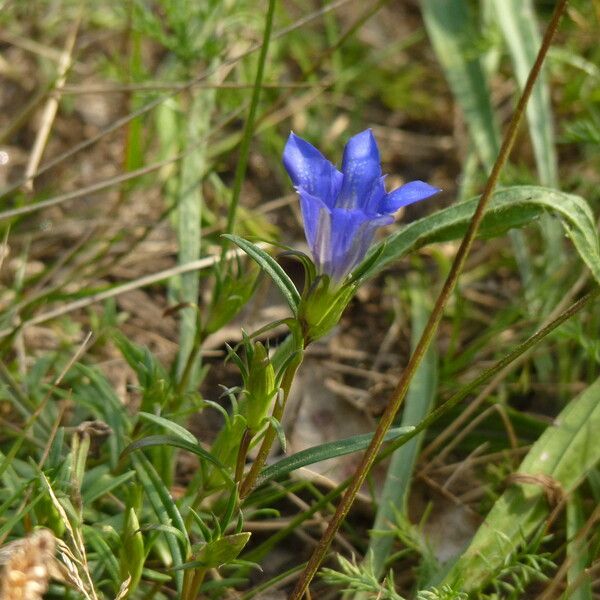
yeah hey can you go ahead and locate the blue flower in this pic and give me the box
[283,129,440,282]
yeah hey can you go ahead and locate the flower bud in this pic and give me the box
[299,276,356,343]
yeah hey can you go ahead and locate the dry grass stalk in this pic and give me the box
[0,529,56,600]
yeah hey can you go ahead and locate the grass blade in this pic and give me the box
[138,412,198,445]
[491,0,557,187]
[421,0,500,170]
[224,0,276,235]
[172,90,212,384]
[365,275,438,579]
[565,493,593,600]
[131,452,188,594]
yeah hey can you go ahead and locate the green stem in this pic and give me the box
[235,427,253,484]
[239,350,303,499]
[289,1,570,597]
[183,566,207,600]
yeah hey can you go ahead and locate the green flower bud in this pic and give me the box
[119,508,144,595]
[299,276,356,343]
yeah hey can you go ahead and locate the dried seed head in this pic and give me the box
[0,529,56,600]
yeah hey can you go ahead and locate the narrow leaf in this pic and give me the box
[131,453,187,593]
[176,533,251,570]
[421,0,500,170]
[491,0,557,187]
[257,427,414,486]
[123,435,230,482]
[222,234,301,316]
[138,412,198,445]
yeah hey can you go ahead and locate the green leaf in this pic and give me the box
[370,186,600,284]
[131,453,187,593]
[491,0,557,187]
[119,508,145,595]
[257,427,414,486]
[421,0,500,170]
[84,524,121,585]
[265,415,287,453]
[138,412,198,445]
[123,435,230,482]
[566,493,593,600]
[176,533,251,570]
[82,467,136,504]
[443,376,600,592]
[171,88,214,383]
[222,235,301,316]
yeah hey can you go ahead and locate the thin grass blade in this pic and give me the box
[365,275,438,579]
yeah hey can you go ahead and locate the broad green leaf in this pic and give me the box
[370,186,600,284]
[421,0,500,170]
[257,426,414,486]
[366,276,438,579]
[138,412,198,445]
[443,377,600,592]
[222,234,301,316]
[124,435,230,482]
[131,453,188,593]
[566,494,593,600]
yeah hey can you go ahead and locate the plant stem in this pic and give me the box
[183,567,207,600]
[235,428,253,484]
[239,350,303,499]
[289,1,570,597]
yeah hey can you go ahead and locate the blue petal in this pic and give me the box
[380,180,440,214]
[325,209,392,281]
[337,129,381,211]
[283,132,343,207]
[363,176,387,215]
[297,188,330,250]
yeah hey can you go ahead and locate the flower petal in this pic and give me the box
[283,132,343,207]
[325,208,392,281]
[380,180,440,214]
[297,187,330,250]
[363,176,387,215]
[337,129,381,211]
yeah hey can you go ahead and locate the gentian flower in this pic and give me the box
[283,129,440,282]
